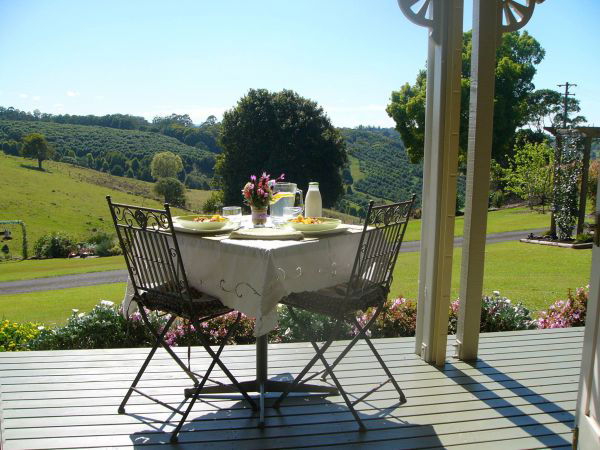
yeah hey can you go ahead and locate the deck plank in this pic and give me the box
[0,329,583,449]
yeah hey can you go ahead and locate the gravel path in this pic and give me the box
[0,228,545,295]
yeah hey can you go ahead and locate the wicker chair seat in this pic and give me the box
[140,287,231,320]
[281,281,387,318]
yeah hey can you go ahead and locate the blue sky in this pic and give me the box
[0,0,598,127]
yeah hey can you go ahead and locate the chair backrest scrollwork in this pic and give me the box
[106,196,193,314]
[348,195,416,300]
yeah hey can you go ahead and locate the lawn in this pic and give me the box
[390,241,592,312]
[0,154,209,255]
[0,256,125,282]
[402,206,551,242]
[0,283,127,325]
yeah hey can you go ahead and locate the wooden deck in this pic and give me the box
[0,328,583,449]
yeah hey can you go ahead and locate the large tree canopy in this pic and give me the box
[216,89,347,207]
[387,31,546,166]
[21,132,54,169]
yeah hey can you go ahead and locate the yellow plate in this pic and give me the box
[288,217,342,232]
[174,215,229,231]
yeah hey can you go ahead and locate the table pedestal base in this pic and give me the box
[184,335,338,427]
[184,379,339,427]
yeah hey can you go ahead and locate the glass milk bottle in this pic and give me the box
[304,182,322,217]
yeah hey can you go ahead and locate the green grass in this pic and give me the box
[0,241,591,324]
[0,154,209,255]
[402,206,551,242]
[0,283,127,325]
[0,256,125,282]
[390,241,592,312]
[348,155,365,183]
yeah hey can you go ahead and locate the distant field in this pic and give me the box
[390,241,592,312]
[0,256,124,282]
[0,154,210,255]
[0,282,127,325]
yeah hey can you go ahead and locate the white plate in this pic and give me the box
[173,221,238,235]
[300,224,350,236]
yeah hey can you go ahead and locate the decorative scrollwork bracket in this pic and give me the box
[397,0,545,42]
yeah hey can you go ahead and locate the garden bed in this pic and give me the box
[520,238,593,249]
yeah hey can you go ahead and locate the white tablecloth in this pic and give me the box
[124,224,364,336]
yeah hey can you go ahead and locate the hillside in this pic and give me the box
[0,110,428,217]
[337,127,423,215]
[0,154,210,256]
[0,119,216,182]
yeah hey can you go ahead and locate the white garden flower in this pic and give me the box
[492,290,500,296]
[100,300,115,307]
[72,309,79,314]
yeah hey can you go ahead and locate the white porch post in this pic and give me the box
[399,0,464,366]
[455,0,499,361]
[457,0,544,361]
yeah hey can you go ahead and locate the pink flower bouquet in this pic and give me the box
[241,172,284,209]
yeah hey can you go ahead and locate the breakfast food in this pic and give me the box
[288,215,324,224]
[193,214,227,223]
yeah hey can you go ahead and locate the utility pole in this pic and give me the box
[557,81,577,128]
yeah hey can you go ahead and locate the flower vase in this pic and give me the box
[251,206,268,227]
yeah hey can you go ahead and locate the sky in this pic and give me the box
[0,0,599,128]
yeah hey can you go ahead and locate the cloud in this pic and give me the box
[19,93,28,99]
[32,95,41,101]
[66,90,80,97]
[95,95,105,100]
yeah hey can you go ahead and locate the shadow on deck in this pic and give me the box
[0,328,582,449]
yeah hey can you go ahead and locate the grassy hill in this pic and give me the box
[0,119,216,183]
[0,154,211,256]
[339,127,423,213]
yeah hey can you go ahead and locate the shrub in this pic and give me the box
[33,232,77,258]
[0,320,42,351]
[86,231,121,256]
[489,189,505,208]
[478,292,536,332]
[448,292,535,333]
[29,301,154,350]
[277,306,352,342]
[537,286,588,329]
[355,297,417,338]
[154,177,186,207]
[575,233,593,244]
[202,190,225,213]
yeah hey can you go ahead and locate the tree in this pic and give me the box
[217,89,347,206]
[504,141,554,211]
[150,151,183,180]
[154,177,186,207]
[387,31,546,166]
[86,153,95,168]
[110,164,124,176]
[21,133,54,169]
[527,89,586,132]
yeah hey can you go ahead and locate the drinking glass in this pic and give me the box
[222,206,242,227]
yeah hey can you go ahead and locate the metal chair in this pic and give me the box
[106,196,257,442]
[274,195,416,431]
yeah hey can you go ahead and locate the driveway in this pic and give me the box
[0,228,545,295]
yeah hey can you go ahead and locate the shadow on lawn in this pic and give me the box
[20,163,49,172]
